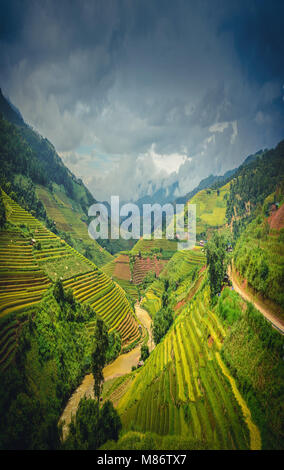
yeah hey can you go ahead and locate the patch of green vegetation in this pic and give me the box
[0,286,95,449]
[64,397,121,450]
[36,184,113,267]
[233,196,284,310]
[218,289,284,449]
[205,231,232,298]
[116,271,250,450]
[100,431,213,450]
[38,254,91,281]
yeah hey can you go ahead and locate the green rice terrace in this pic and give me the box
[36,183,113,267]
[131,237,178,258]
[101,272,284,451]
[115,287,258,450]
[142,248,206,318]
[1,177,284,451]
[0,191,140,378]
[188,182,230,236]
[102,254,139,300]
[102,250,169,300]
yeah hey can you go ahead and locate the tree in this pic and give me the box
[137,286,141,302]
[162,290,169,307]
[65,288,75,307]
[84,246,92,260]
[205,232,229,298]
[53,280,65,303]
[0,195,6,228]
[140,344,149,362]
[98,400,122,444]
[106,331,121,363]
[91,318,109,402]
[152,307,173,345]
[64,398,121,450]
[142,270,156,290]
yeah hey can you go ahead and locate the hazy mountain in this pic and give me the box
[135,149,266,209]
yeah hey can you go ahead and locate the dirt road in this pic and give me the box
[59,302,153,439]
[228,265,284,335]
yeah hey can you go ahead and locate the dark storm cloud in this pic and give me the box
[0,0,283,201]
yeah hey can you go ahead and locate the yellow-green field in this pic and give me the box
[131,238,177,257]
[188,183,229,234]
[36,184,113,266]
[0,191,140,373]
[110,286,259,450]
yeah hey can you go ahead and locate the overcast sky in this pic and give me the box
[1,0,284,202]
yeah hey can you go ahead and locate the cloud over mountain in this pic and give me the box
[1,0,284,201]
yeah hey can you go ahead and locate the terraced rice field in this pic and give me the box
[102,254,131,281]
[102,259,116,277]
[36,185,71,232]
[0,229,51,319]
[188,183,229,235]
[36,185,113,267]
[131,238,177,257]
[112,278,139,301]
[103,253,167,299]
[141,249,206,318]
[63,271,140,345]
[160,247,206,282]
[116,287,259,449]
[132,256,168,284]
[1,191,140,352]
[0,220,51,371]
[141,280,164,317]
[36,184,90,241]
[113,255,131,280]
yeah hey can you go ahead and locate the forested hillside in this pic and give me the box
[0,92,112,266]
[233,190,284,313]
[226,140,284,236]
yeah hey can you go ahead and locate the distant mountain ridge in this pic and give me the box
[174,168,237,205]
[135,150,265,209]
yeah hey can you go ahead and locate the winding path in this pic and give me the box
[228,265,284,335]
[59,302,153,439]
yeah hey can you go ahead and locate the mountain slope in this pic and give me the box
[0,90,112,266]
[232,189,284,320]
[226,140,284,227]
[175,168,237,205]
[187,182,230,237]
[0,191,140,357]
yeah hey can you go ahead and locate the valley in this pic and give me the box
[0,93,284,451]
